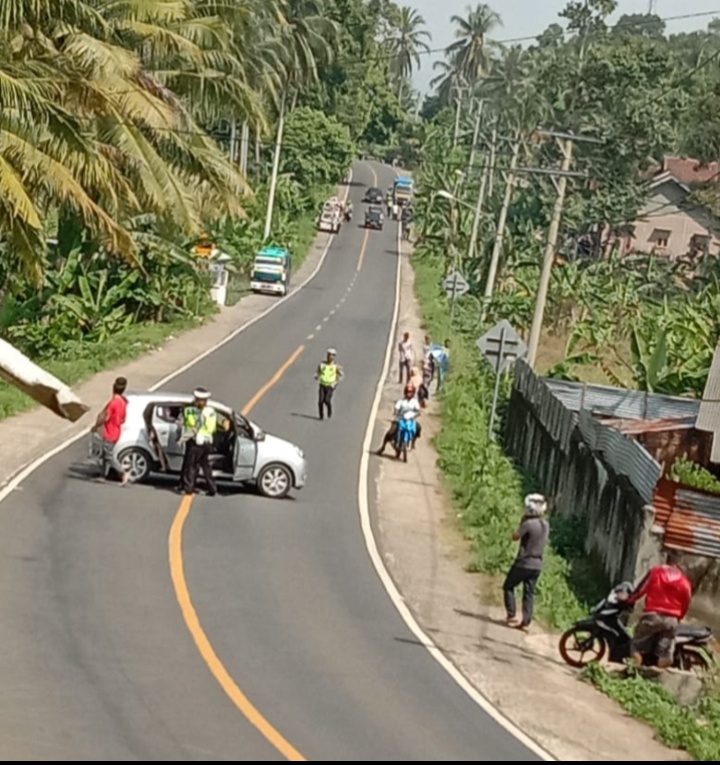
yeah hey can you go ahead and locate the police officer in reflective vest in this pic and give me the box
[315,348,343,420]
[177,387,218,495]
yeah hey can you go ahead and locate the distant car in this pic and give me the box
[317,208,341,233]
[90,392,307,499]
[365,205,384,230]
[363,186,384,204]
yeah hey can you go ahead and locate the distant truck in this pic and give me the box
[393,176,413,207]
[317,198,343,233]
[250,246,292,296]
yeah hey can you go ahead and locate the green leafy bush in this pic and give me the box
[669,455,720,496]
[583,663,720,760]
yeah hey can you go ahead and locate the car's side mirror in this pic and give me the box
[254,428,266,442]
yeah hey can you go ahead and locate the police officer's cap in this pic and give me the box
[327,348,337,356]
[193,387,211,400]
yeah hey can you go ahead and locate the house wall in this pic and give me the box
[624,181,720,258]
[635,428,713,474]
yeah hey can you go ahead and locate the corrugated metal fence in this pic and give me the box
[505,361,699,584]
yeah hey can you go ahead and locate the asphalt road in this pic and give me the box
[0,162,540,761]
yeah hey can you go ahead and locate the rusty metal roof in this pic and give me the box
[599,416,697,435]
[664,487,720,558]
[543,377,700,421]
[696,340,720,461]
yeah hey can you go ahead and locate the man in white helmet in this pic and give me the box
[177,387,218,496]
[314,348,343,420]
[503,493,549,631]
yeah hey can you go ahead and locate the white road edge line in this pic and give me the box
[0,169,354,504]
[355,166,557,763]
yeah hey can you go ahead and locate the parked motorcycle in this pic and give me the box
[558,582,714,671]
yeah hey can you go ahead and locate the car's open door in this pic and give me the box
[233,413,258,481]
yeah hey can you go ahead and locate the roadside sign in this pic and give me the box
[443,271,469,299]
[476,319,527,375]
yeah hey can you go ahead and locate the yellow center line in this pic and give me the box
[167,161,380,761]
[168,344,308,762]
[241,345,305,416]
[356,166,379,272]
[355,229,370,272]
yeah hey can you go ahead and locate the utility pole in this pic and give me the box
[480,136,520,323]
[229,119,238,163]
[468,125,496,263]
[467,100,484,171]
[263,90,287,241]
[526,130,603,366]
[239,122,249,174]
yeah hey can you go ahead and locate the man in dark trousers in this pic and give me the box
[314,348,343,420]
[177,387,218,496]
[503,493,550,631]
[92,376,129,485]
[619,550,693,668]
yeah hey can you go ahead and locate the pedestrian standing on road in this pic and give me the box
[315,348,343,420]
[178,387,218,496]
[92,376,130,485]
[503,494,550,631]
[398,331,414,385]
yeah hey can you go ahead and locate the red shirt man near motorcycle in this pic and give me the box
[620,550,693,668]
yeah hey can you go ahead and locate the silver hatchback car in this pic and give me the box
[92,391,307,499]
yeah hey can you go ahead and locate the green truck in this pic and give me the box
[250,246,292,297]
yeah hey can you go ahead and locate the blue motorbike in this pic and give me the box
[394,417,417,463]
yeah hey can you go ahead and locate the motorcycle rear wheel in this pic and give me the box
[675,645,713,673]
[559,627,607,668]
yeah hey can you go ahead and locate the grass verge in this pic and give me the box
[0,214,321,422]
[582,663,720,760]
[411,246,591,630]
[0,315,203,420]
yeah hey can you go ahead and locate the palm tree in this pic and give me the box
[447,3,502,88]
[430,51,467,109]
[263,0,338,240]
[388,6,431,102]
[0,0,256,274]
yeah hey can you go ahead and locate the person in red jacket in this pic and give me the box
[620,550,693,668]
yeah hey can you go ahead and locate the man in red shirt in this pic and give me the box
[93,376,129,485]
[621,550,693,668]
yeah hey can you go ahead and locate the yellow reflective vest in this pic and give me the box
[318,362,340,386]
[182,405,217,444]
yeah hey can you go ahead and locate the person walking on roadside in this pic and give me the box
[315,348,343,420]
[503,493,550,631]
[92,376,130,484]
[178,387,218,496]
[398,331,414,385]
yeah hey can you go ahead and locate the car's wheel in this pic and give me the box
[257,463,293,499]
[117,447,153,483]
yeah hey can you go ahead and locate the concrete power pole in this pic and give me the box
[468,126,496,264]
[480,137,520,322]
[526,138,574,367]
[263,90,287,241]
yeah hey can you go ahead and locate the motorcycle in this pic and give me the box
[393,414,418,463]
[558,582,714,671]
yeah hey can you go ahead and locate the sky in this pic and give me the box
[407,0,720,93]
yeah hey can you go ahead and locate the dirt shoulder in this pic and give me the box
[367,243,691,761]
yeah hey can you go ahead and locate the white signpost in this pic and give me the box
[476,319,527,437]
